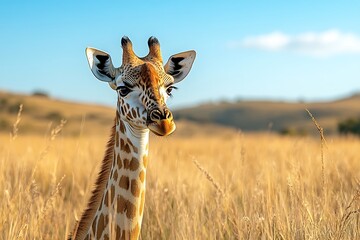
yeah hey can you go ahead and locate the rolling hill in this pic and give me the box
[0,90,114,136]
[0,90,233,137]
[1,90,360,136]
[174,95,360,135]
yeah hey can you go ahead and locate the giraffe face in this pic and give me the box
[86,36,196,136]
[114,62,176,136]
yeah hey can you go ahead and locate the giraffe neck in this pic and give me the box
[87,117,149,240]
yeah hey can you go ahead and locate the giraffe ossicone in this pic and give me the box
[69,36,196,240]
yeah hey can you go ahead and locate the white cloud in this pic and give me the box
[231,30,360,57]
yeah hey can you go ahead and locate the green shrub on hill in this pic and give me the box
[32,90,49,98]
[0,98,8,109]
[338,118,360,135]
[46,111,64,121]
[279,127,308,136]
[0,119,10,131]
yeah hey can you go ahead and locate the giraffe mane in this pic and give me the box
[68,119,116,240]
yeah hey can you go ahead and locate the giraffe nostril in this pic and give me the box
[149,109,162,121]
[149,108,173,122]
[164,109,173,119]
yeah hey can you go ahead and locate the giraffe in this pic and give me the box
[68,36,196,240]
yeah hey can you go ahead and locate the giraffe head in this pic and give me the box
[86,37,196,136]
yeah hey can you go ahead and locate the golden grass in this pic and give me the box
[1,111,360,239]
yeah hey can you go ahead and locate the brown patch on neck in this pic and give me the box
[68,118,116,240]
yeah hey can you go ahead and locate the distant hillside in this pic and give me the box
[1,90,360,136]
[174,95,360,135]
[0,90,114,136]
[0,91,234,137]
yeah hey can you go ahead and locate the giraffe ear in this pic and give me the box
[164,50,196,83]
[85,47,118,82]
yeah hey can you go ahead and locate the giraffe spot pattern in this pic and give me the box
[121,106,126,116]
[132,144,139,154]
[123,158,130,169]
[113,170,119,181]
[131,108,137,118]
[120,138,125,149]
[139,170,145,183]
[121,230,126,240]
[104,191,109,207]
[124,143,131,153]
[104,234,109,240]
[113,150,116,168]
[116,225,122,239]
[116,132,119,147]
[125,200,137,219]
[136,107,140,118]
[116,110,120,122]
[128,109,134,119]
[131,179,140,197]
[119,176,130,190]
[127,139,138,154]
[129,157,139,171]
[117,154,122,169]
[143,155,148,168]
[117,195,126,213]
[110,185,115,204]
[116,195,137,219]
[104,214,109,230]
[97,214,105,239]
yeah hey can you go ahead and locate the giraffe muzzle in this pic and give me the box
[147,108,176,136]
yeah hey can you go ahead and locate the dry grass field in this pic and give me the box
[1,106,360,240]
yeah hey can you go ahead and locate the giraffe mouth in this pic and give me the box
[147,119,176,136]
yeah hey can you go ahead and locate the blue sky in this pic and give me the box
[1,1,360,108]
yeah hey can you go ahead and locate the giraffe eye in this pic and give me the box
[117,86,132,97]
[166,86,177,96]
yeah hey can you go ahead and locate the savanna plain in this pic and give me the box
[1,103,360,240]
